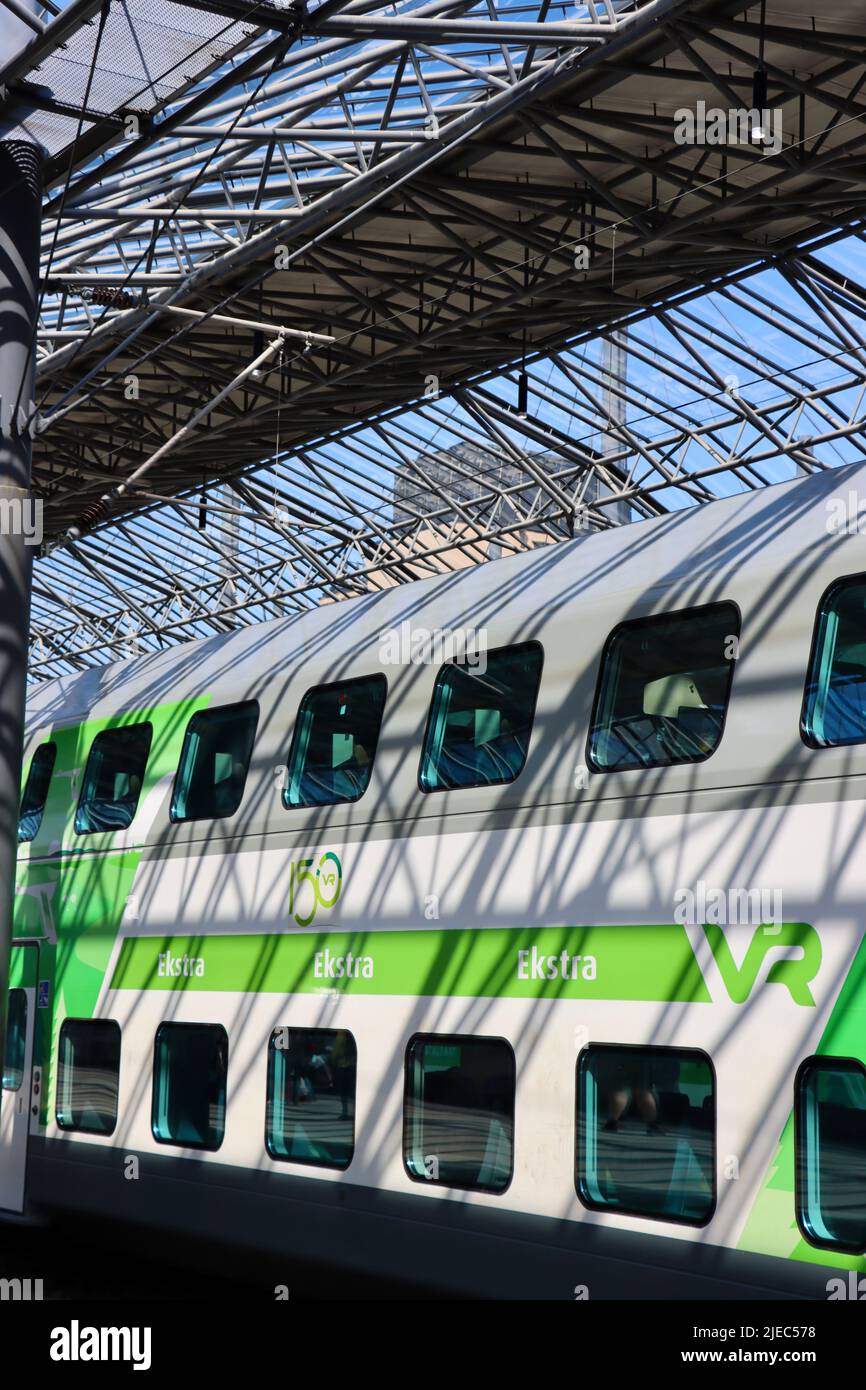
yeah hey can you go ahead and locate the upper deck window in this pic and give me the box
[18,742,56,843]
[283,674,386,809]
[75,724,152,834]
[171,701,259,822]
[802,576,866,747]
[419,643,543,793]
[587,604,739,772]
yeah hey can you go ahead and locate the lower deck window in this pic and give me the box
[577,1045,715,1225]
[2,990,27,1092]
[796,1056,866,1253]
[56,1019,121,1135]
[404,1034,514,1193]
[152,1022,227,1151]
[266,1027,356,1169]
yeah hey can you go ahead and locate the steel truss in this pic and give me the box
[0,0,863,678]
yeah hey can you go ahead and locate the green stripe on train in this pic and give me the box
[738,929,866,1273]
[13,695,210,1122]
[110,923,712,1002]
[109,921,822,1005]
[8,947,37,990]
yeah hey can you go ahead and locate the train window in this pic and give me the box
[2,991,27,1091]
[75,723,153,834]
[171,701,259,822]
[587,604,738,772]
[576,1045,715,1225]
[266,1027,356,1169]
[18,742,56,843]
[419,642,543,792]
[403,1034,515,1193]
[152,1022,227,1152]
[56,1019,121,1135]
[283,674,386,809]
[802,576,866,747]
[796,1057,866,1253]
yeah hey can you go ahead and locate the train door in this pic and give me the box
[0,944,38,1212]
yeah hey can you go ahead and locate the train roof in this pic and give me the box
[28,460,866,727]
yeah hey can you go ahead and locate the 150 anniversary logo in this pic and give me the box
[289,852,343,927]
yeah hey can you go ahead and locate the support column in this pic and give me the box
[600,329,630,525]
[0,137,41,1082]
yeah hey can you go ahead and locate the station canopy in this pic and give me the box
[1,0,865,678]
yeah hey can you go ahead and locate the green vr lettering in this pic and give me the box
[703,923,822,1006]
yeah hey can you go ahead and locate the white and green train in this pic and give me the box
[4,461,866,1298]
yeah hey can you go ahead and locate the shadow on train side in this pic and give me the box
[14,460,866,1298]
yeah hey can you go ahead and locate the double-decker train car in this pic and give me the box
[4,460,866,1298]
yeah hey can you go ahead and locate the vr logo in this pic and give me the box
[703,923,822,1006]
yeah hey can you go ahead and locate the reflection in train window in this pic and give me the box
[404,1034,515,1193]
[56,1019,121,1135]
[577,1045,715,1225]
[18,742,56,843]
[587,604,739,772]
[266,1028,356,1169]
[796,1057,866,1253]
[75,724,153,834]
[419,643,543,792]
[802,575,866,747]
[284,675,387,809]
[2,990,27,1092]
[152,1022,227,1152]
[171,701,259,822]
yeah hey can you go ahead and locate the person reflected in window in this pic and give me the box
[600,1054,659,1133]
[331,1032,354,1121]
[212,758,247,816]
[121,772,142,823]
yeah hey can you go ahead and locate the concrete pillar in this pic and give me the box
[600,330,630,526]
[0,137,41,1083]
